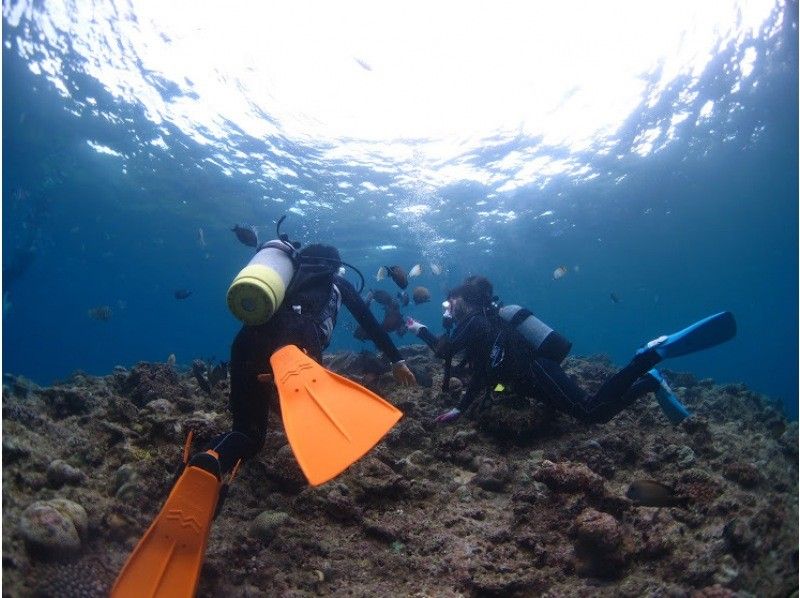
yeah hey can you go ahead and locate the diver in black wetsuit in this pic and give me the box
[406,275,733,425]
[112,241,417,593]
[206,243,416,475]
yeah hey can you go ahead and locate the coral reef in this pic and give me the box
[2,347,797,596]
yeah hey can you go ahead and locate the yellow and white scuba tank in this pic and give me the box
[226,240,297,325]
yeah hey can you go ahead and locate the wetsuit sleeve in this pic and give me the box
[336,276,403,363]
[414,325,459,359]
[417,327,442,351]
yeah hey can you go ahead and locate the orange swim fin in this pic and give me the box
[111,441,234,598]
[270,344,403,486]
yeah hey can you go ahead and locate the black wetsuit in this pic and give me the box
[211,274,402,473]
[419,309,661,423]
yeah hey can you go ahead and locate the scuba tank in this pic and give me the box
[227,239,297,325]
[498,305,572,364]
[226,215,367,326]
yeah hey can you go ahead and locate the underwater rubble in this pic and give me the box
[2,347,797,597]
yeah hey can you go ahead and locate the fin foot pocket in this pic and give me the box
[188,451,223,479]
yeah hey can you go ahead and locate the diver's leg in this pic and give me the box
[581,350,662,417]
[528,353,661,424]
[580,370,660,423]
[558,349,662,423]
[211,324,276,472]
[526,358,595,422]
[114,327,279,593]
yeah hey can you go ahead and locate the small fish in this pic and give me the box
[191,360,212,394]
[371,289,394,306]
[386,265,408,290]
[412,286,431,305]
[573,265,580,273]
[430,263,442,276]
[208,361,229,385]
[363,290,374,307]
[88,305,112,322]
[626,480,688,508]
[610,292,621,304]
[167,353,177,367]
[231,224,259,248]
[408,264,422,277]
[174,289,192,300]
[197,227,206,247]
[397,291,409,307]
[553,266,568,280]
[376,266,387,281]
[381,307,404,333]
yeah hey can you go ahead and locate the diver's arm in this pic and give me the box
[336,276,403,363]
[417,327,442,351]
[407,318,453,358]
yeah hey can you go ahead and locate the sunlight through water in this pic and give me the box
[4,0,782,199]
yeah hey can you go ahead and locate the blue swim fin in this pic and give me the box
[638,311,736,360]
[648,369,690,424]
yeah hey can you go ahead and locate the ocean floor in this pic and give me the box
[2,346,798,597]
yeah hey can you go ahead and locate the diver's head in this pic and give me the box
[292,244,342,291]
[298,243,341,270]
[447,275,494,320]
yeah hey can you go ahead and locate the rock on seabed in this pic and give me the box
[18,499,87,560]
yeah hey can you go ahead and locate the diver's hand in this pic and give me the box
[405,317,426,336]
[392,360,416,386]
[434,407,461,424]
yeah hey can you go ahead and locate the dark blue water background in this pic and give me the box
[3,3,798,417]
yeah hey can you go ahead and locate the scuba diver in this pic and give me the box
[405,275,736,425]
[113,217,415,597]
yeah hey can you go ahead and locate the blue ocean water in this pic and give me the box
[3,2,797,417]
